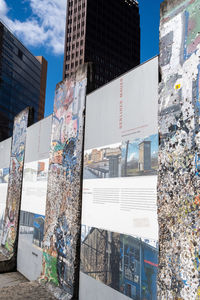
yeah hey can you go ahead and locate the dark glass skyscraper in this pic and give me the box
[0,21,47,142]
[63,0,140,92]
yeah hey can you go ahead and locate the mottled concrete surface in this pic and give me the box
[158,0,200,299]
[42,66,87,299]
[0,272,28,288]
[0,279,57,299]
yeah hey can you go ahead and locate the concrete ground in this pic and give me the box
[0,272,28,288]
[0,273,57,299]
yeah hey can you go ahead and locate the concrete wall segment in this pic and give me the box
[41,65,88,299]
[0,108,30,272]
[158,0,200,298]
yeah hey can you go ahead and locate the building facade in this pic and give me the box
[0,22,47,142]
[63,0,140,91]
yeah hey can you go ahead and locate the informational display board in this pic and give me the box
[0,168,9,242]
[17,159,49,280]
[0,137,11,243]
[17,115,52,280]
[80,57,158,300]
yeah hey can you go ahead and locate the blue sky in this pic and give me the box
[0,0,163,117]
[122,134,158,162]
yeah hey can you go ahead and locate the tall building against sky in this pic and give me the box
[0,21,47,142]
[63,0,140,91]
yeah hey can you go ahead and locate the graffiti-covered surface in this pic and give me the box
[0,108,29,259]
[158,0,200,298]
[41,66,87,299]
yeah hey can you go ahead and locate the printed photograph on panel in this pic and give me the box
[121,134,158,177]
[0,168,9,241]
[23,160,49,182]
[37,161,48,181]
[83,143,122,179]
[0,168,9,183]
[19,159,48,250]
[19,211,45,249]
[81,225,158,300]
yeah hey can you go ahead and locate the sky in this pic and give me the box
[0,0,163,117]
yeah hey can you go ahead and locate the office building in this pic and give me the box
[63,0,140,91]
[0,21,47,142]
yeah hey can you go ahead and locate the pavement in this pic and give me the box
[0,272,28,288]
[0,273,57,299]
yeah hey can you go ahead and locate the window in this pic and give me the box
[75,61,78,67]
[80,59,82,64]
[18,49,23,60]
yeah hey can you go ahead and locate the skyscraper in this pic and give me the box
[63,0,140,91]
[0,21,47,142]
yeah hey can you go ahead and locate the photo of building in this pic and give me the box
[81,225,158,300]
[19,211,45,249]
[121,134,158,177]
[83,144,121,179]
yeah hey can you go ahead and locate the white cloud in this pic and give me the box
[128,153,137,162]
[0,0,67,55]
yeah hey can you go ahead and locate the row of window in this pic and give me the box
[68,0,86,7]
[68,2,85,15]
[67,11,85,24]
[66,39,84,52]
[66,29,84,43]
[67,21,85,33]
[66,49,83,60]
[66,58,83,70]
